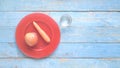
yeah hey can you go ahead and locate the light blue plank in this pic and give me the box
[0,58,120,68]
[0,0,120,11]
[0,0,120,68]
[1,26,120,42]
[0,12,120,42]
[0,12,120,26]
[0,43,120,58]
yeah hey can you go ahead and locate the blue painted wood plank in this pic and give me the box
[0,12,120,42]
[1,26,120,42]
[0,43,120,58]
[0,0,119,68]
[0,58,120,68]
[0,0,120,11]
[0,12,120,26]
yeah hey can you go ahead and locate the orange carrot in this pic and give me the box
[33,21,50,43]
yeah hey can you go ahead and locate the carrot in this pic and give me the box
[33,21,50,43]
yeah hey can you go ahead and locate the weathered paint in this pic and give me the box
[0,0,120,68]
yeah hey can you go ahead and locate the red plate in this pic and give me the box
[16,13,60,58]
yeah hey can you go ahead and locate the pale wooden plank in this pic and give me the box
[0,12,120,43]
[1,26,120,42]
[0,58,120,68]
[0,0,120,11]
[0,12,120,26]
[0,43,120,58]
[0,0,119,68]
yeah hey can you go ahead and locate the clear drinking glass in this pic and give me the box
[59,14,72,28]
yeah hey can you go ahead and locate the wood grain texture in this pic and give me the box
[1,26,120,43]
[0,12,120,43]
[0,43,120,58]
[0,12,120,26]
[0,59,120,68]
[0,0,120,11]
[0,0,120,67]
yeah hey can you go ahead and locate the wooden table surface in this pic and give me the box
[0,0,120,68]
